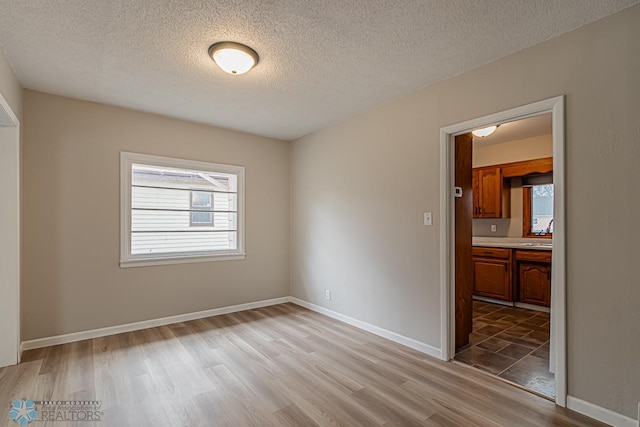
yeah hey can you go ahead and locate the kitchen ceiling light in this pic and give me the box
[472,125,498,137]
[208,42,259,75]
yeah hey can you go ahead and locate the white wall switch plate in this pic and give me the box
[491,224,497,232]
[424,212,433,226]
[325,290,331,300]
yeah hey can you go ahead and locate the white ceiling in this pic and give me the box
[0,1,637,141]
[473,114,552,146]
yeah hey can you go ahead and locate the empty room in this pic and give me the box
[0,1,639,426]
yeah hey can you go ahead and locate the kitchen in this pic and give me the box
[454,114,555,399]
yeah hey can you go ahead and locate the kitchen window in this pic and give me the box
[120,152,245,267]
[523,183,553,237]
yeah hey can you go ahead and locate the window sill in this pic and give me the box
[524,233,553,239]
[120,253,246,268]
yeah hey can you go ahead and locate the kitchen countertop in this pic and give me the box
[473,237,552,251]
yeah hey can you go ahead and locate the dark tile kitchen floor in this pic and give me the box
[454,300,555,399]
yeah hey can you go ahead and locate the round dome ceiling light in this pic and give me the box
[208,42,259,75]
[472,125,498,138]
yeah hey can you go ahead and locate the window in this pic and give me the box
[190,191,214,226]
[120,152,244,267]
[523,183,553,237]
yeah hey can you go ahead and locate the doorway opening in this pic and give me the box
[439,96,566,406]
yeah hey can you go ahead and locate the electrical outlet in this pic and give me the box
[325,290,331,300]
[491,224,497,232]
[423,212,433,226]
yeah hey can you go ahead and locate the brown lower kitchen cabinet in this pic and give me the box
[515,250,552,307]
[472,247,512,301]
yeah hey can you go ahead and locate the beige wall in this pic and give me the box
[472,134,553,237]
[473,134,553,168]
[0,48,22,119]
[22,91,290,340]
[291,5,640,419]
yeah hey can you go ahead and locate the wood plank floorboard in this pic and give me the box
[0,303,604,426]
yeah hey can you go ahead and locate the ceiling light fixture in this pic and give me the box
[208,42,259,75]
[472,125,498,138]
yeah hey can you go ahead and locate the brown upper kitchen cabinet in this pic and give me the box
[472,167,510,218]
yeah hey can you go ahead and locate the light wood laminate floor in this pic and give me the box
[1,303,602,426]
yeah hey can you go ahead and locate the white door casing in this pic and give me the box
[0,93,20,367]
[439,96,566,406]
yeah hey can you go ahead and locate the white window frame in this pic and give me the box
[120,152,245,267]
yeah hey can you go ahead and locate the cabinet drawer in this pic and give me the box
[515,250,552,263]
[472,247,511,259]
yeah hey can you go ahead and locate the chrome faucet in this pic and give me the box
[545,219,554,234]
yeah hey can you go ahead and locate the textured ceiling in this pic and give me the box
[0,1,637,140]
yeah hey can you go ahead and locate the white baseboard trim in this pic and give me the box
[473,296,514,307]
[514,302,550,313]
[567,396,638,427]
[289,297,442,359]
[20,296,291,352]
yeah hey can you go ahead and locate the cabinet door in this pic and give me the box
[473,258,511,301]
[478,167,502,218]
[519,262,551,307]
